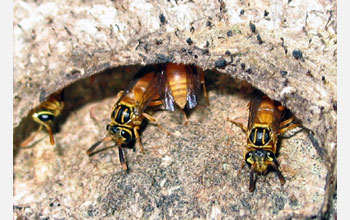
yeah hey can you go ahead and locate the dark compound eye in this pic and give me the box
[106,124,110,131]
[110,125,120,135]
[120,129,132,143]
[38,113,55,122]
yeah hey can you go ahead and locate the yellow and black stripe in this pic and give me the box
[248,127,271,146]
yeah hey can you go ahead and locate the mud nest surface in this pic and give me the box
[13,0,336,219]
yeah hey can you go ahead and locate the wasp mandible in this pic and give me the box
[157,63,209,123]
[228,91,300,192]
[87,66,165,171]
[20,90,64,147]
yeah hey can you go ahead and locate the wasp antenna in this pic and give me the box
[249,166,256,192]
[20,126,43,147]
[87,140,103,155]
[87,136,112,155]
[272,163,285,185]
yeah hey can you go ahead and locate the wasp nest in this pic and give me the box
[14,0,336,219]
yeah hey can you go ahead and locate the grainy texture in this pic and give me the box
[13,0,336,219]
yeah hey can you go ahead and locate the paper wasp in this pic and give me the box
[157,63,209,123]
[228,91,300,192]
[87,65,164,171]
[20,90,64,147]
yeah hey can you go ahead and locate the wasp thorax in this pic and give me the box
[249,127,271,146]
[112,105,132,124]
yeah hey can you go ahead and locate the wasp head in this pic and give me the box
[245,149,275,174]
[106,124,133,145]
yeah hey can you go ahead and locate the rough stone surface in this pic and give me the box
[13,0,336,219]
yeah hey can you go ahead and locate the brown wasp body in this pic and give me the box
[87,66,163,171]
[228,91,300,191]
[157,63,209,122]
[20,90,64,147]
[88,63,209,170]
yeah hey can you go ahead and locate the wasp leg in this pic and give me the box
[199,68,209,106]
[148,100,163,107]
[118,145,128,171]
[87,136,112,155]
[179,108,189,126]
[142,112,171,136]
[277,105,286,112]
[279,116,295,127]
[278,123,300,135]
[271,162,286,185]
[248,166,256,192]
[227,118,247,133]
[20,125,43,147]
[42,123,55,145]
[237,160,246,175]
[133,126,145,154]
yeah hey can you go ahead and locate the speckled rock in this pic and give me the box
[13,0,336,219]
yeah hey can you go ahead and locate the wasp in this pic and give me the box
[87,65,164,171]
[228,91,300,192]
[157,63,209,123]
[20,90,64,147]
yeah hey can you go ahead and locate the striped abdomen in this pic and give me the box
[166,63,190,109]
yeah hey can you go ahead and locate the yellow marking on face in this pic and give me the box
[247,156,254,165]
[267,154,274,162]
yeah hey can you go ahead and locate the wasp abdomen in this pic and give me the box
[169,80,188,109]
[249,127,271,146]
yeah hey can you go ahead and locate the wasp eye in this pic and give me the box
[38,113,55,122]
[120,130,126,137]
[120,129,132,143]
[109,125,120,135]
[106,124,110,131]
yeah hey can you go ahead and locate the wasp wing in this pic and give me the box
[157,63,176,111]
[185,64,201,109]
[115,65,158,106]
[248,90,264,130]
[133,67,161,115]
